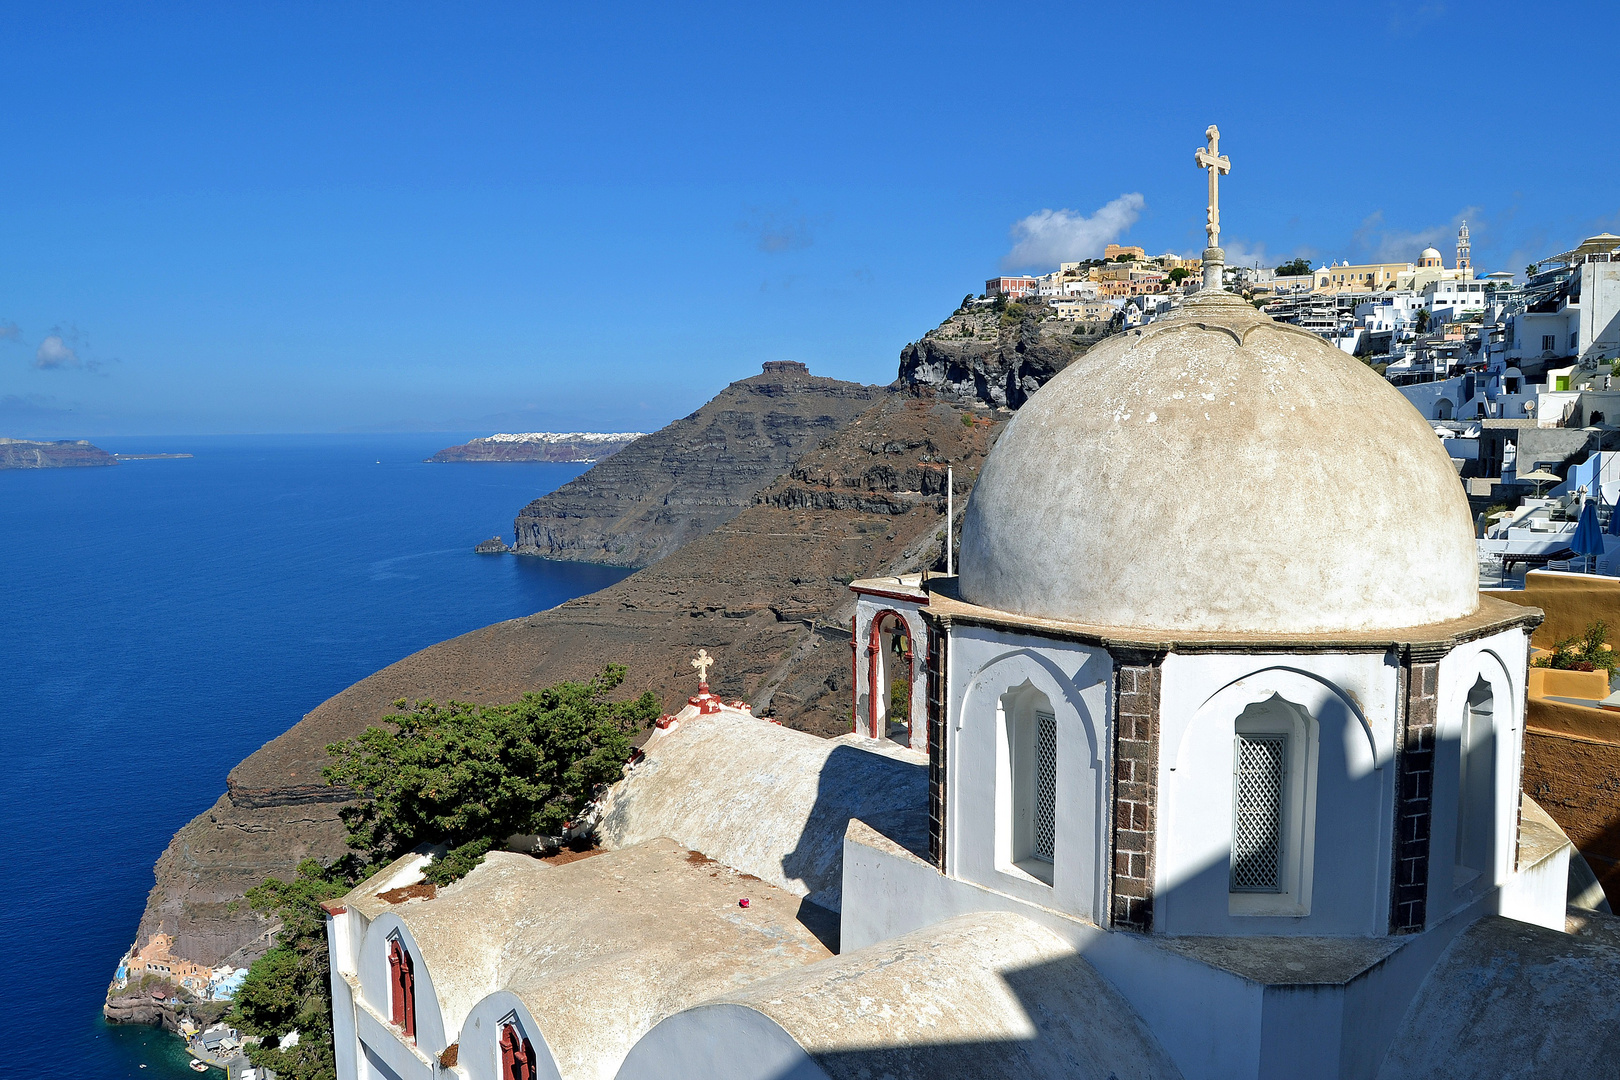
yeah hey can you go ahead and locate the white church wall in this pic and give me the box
[457,991,565,1080]
[1333,892,1504,1080]
[355,1007,429,1080]
[945,624,1112,923]
[614,1003,830,1080]
[1156,654,1399,936]
[1498,843,1571,931]
[1427,629,1527,926]
[356,914,451,1063]
[326,910,362,1080]
[840,820,1268,1080]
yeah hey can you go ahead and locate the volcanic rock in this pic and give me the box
[512,362,884,567]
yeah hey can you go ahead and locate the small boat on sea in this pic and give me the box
[189,1060,209,1072]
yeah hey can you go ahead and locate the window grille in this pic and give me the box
[1034,710,1057,861]
[1232,733,1286,893]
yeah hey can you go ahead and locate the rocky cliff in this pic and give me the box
[0,437,117,468]
[898,298,1108,408]
[428,432,644,463]
[120,300,1107,990]
[126,391,1000,970]
[512,361,884,566]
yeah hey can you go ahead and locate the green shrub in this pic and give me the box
[324,665,658,866]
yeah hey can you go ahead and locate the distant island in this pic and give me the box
[0,438,118,469]
[427,431,645,463]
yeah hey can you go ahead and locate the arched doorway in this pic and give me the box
[868,611,915,747]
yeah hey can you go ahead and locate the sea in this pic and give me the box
[0,435,633,1079]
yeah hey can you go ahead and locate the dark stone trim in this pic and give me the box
[1390,657,1440,933]
[926,619,950,870]
[1110,658,1162,932]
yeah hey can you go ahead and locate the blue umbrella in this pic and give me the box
[1570,496,1606,572]
[1608,491,1620,537]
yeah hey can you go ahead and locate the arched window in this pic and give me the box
[1228,695,1315,914]
[501,1023,537,1080]
[387,936,416,1040]
[1455,678,1496,881]
[1001,684,1057,885]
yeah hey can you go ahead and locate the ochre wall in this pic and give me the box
[1491,574,1620,903]
[1522,721,1620,905]
[1486,571,1620,649]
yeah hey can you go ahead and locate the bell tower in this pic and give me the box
[1457,221,1471,272]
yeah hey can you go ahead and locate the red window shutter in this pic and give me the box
[501,1025,536,1080]
[387,941,405,1027]
[400,945,417,1039]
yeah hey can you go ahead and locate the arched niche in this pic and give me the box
[1159,666,1390,936]
[953,646,1107,923]
[359,914,450,1057]
[1432,647,1518,913]
[457,991,564,1080]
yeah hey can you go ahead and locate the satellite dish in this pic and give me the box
[1524,400,1536,413]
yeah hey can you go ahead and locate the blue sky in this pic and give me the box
[2,2,1616,436]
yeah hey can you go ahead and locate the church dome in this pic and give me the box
[957,289,1479,634]
[1420,246,1442,260]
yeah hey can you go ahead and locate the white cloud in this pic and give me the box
[35,335,80,369]
[1350,208,1480,264]
[1002,193,1145,269]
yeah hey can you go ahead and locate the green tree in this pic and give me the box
[1275,257,1312,277]
[1525,263,1539,280]
[323,665,660,867]
[1414,309,1429,334]
[229,859,353,1080]
[1167,267,1189,285]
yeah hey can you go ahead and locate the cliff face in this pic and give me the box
[898,300,1108,409]
[512,361,884,566]
[428,433,644,463]
[0,437,117,468]
[126,392,1001,971]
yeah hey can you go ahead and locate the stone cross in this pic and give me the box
[691,648,714,684]
[1194,125,1231,250]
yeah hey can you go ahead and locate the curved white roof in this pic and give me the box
[618,911,1182,1080]
[957,290,1479,634]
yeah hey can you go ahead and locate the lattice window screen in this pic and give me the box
[1034,710,1057,861]
[1232,733,1286,893]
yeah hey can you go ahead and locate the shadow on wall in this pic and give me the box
[801,951,1182,1080]
[617,923,1183,1080]
[779,745,929,912]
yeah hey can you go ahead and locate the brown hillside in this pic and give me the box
[132,394,1001,968]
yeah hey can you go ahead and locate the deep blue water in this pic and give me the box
[0,435,631,1078]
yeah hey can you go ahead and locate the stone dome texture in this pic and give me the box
[957,289,1480,635]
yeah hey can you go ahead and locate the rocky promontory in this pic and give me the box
[512,361,884,567]
[899,297,1107,408]
[0,437,117,468]
[428,432,644,463]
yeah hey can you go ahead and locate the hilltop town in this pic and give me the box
[986,229,1620,523]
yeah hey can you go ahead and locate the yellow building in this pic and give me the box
[1313,261,1413,293]
[1103,243,1146,261]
